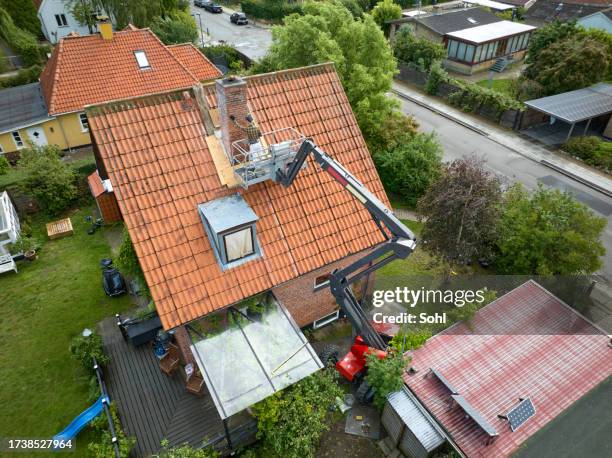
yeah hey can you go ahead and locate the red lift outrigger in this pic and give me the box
[276,139,417,400]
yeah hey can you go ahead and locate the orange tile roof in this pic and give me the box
[40,28,220,115]
[167,44,222,82]
[87,171,105,198]
[87,63,389,330]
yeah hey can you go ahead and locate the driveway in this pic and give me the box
[189,1,272,60]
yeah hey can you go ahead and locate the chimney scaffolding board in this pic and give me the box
[227,128,306,189]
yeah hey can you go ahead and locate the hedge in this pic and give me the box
[563,136,612,172]
[0,7,43,67]
[0,65,42,89]
[241,0,302,22]
[447,81,523,120]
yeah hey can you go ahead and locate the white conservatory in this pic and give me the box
[0,191,20,273]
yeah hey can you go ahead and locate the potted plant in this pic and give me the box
[9,236,39,260]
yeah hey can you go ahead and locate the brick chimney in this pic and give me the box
[97,15,113,40]
[216,76,249,155]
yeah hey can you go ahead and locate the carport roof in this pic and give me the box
[524,83,612,123]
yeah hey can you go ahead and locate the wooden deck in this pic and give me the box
[98,317,256,456]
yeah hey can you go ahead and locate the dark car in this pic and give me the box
[194,0,207,7]
[230,12,248,25]
[203,2,223,13]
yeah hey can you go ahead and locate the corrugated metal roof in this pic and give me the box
[0,82,52,134]
[387,388,445,452]
[524,83,612,123]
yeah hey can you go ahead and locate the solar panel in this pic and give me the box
[507,398,536,432]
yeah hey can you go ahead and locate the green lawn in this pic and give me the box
[0,206,131,453]
[476,78,515,96]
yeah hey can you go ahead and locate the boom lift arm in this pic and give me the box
[276,140,417,351]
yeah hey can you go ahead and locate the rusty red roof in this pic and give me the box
[40,27,220,115]
[404,280,612,457]
[87,63,388,330]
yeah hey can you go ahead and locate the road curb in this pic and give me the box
[391,88,612,198]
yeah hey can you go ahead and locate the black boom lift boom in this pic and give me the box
[276,139,417,351]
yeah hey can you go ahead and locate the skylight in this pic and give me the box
[134,51,150,69]
[467,17,478,24]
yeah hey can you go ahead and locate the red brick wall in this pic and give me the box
[96,192,122,223]
[273,250,373,327]
[216,77,249,155]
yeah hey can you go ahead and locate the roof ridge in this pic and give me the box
[49,37,65,114]
[85,85,196,115]
[144,29,200,83]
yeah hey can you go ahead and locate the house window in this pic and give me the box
[448,40,458,59]
[464,44,475,63]
[313,310,340,329]
[314,273,332,291]
[134,51,150,69]
[199,194,262,270]
[11,131,24,149]
[79,113,89,132]
[223,226,255,262]
[55,14,68,27]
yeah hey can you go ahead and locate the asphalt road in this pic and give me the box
[189,2,272,60]
[396,97,612,281]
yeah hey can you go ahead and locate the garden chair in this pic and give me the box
[185,363,205,396]
[159,343,180,375]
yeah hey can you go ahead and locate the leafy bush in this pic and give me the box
[70,332,109,372]
[0,0,41,37]
[117,228,149,296]
[374,132,442,207]
[508,77,543,102]
[88,404,135,458]
[0,7,42,66]
[393,27,446,72]
[447,81,523,119]
[339,0,363,18]
[365,351,408,410]
[18,144,77,214]
[241,0,303,22]
[251,368,343,458]
[389,330,431,352]
[158,440,219,457]
[7,235,40,255]
[0,65,42,89]
[201,44,246,74]
[150,11,198,45]
[0,155,9,175]
[371,0,402,36]
[425,61,448,95]
[563,136,612,171]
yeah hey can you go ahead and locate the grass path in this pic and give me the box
[0,206,131,453]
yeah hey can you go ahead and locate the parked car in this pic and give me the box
[230,12,248,25]
[194,0,207,7]
[203,2,223,13]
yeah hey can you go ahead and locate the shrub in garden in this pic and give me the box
[70,332,109,372]
[0,155,9,175]
[0,65,42,89]
[425,61,448,95]
[88,405,135,458]
[563,136,611,171]
[447,82,523,119]
[365,350,408,409]
[18,144,77,214]
[0,7,42,67]
[393,27,446,72]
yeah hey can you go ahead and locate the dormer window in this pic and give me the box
[198,194,262,270]
[134,51,150,69]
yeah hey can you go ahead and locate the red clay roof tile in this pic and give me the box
[87,63,389,329]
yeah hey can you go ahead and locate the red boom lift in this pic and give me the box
[276,139,417,401]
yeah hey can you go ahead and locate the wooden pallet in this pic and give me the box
[46,218,73,240]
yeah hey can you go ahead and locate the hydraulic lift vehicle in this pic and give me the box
[276,139,417,401]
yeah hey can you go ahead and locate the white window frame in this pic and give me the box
[55,14,68,27]
[79,113,89,132]
[313,310,340,329]
[11,131,24,149]
[313,273,331,292]
[134,51,150,69]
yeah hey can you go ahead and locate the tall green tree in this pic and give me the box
[251,1,410,150]
[150,11,197,45]
[417,156,503,266]
[371,0,401,37]
[0,0,40,37]
[374,132,442,207]
[496,185,606,275]
[525,20,579,65]
[525,34,609,95]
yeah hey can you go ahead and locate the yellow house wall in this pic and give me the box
[0,112,92,155]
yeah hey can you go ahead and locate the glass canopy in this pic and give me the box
[190,294,322,419]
